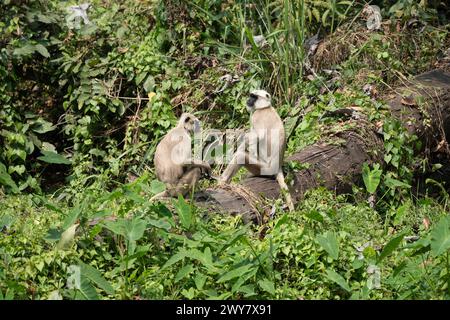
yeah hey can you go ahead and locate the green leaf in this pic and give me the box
[430,216,450,257]
[125,217,147,242]
[146,218,171,231]
[78,261,115,295]
[362,163,382,194]
[217,264,252,283]
[378,233,405,263]
[0,162,19,193]
[78,276,99,300]
[31,118,55,133]
[0,214,14,230]
[194,273,207,290]
[315,231,339,260]
[187,248,217,271]
[175,264,194,283]
[34,44,50,58]
[161,251,187,270]
[305,210,324,222]
[44,228,62,242]
[393,205,407,226]
[258,279,275,295]
[62,205,82,230]
[143,76,155,93]
[57,223,78,250]
[103,220,126,237]
[326,269,351,292]
[37,151,71,165]
[274,213,289,230]
[173,195,193,230]
[150,179,166,195]
[13,44,36,57]
[384,176,411,189]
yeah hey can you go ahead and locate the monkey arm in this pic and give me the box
[182,159,211,173]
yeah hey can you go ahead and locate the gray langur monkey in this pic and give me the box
[218,90,295,212]
[151,113,211,200]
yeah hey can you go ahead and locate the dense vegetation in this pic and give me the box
[1,0,450,300]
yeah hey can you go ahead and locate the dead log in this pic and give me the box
[194,69,450,222]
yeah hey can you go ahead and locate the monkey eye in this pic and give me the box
[249,94,257,99]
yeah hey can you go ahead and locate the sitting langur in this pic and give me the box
[219,90,295,212]
[151,113,211,200]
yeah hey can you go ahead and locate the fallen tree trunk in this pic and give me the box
[194,68,450,223]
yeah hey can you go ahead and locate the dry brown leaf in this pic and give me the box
[401,96,416,106]
[423,217,430,230]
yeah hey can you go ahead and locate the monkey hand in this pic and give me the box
[200,163,212,176]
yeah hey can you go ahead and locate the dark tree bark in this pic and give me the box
[194,69,450,223]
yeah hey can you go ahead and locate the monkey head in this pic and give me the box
[246,89,271,112]
[179,113,201,134]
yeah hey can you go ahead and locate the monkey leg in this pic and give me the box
[167,167,202,198]
[220,151,265,184]
[150,168,201,201]
[276,171,295,212]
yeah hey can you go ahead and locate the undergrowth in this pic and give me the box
[1,0,450,300]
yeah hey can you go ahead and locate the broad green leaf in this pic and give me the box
[393,205,407,226]
[326,269,351,292]
[258,279,275,295]
[378,233,405,263]
[62,204,82,230]
[161,251,187,270]
[78,261,115,295]
[305,210,324,222]
[238,285,256,297]
[143,76,155,93]
[57,223,78,250]
[188,248,217,271]
[31,118,55,133]
[384,176,411,189]
[34,44,50,58]
[315,231,339,260]
[37,151,71,165]
[175,264,194,283]
[103,219,126,237]
[430,216,450,257]
[125,217,147,242]
[150,179,166,195]
[44,228,62,242]
[217,264,252,283]
[362,163,382,194]
[78,276,99,300]
[194,273,207,290]
[181,287,195,299]
[0,214,14,230]
[0,162,19,193]
[13,44,36,56]
[274,213,289,230]
[173,195,193,230]
[146,218,171,231]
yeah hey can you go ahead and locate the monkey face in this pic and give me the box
[180,113,201,134]
[246,93,258,112]
[246,90,271,112]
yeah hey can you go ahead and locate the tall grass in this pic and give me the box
[230,0,307,107]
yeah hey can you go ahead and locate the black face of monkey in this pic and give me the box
[183,115,200,134]
[246,94,258,111]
